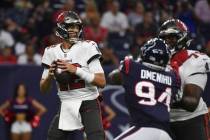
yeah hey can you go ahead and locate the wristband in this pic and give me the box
[76,67,95,83]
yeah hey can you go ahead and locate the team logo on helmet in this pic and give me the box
[140,38,171,68]
[159,19,191,53]
[55,11,83,43]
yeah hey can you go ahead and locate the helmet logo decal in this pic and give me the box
[175,20,188,32]
[140,38,170,68]
[55,11,83,42]
[57,12,65,23]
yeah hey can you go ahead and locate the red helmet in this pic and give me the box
[55,11,83,43]
[159,19,192,53]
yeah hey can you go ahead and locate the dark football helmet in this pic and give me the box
[56,11,83,43]
[140,38,171,67]
[159,19,192,54]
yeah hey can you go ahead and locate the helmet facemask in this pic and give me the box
[55,11,83,44]
[159,19,192,54]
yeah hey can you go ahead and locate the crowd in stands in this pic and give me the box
[0,0,210,66]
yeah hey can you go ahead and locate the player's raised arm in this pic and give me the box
[108,68,122,85]
[108,55,134,85]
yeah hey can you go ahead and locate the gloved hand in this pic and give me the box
[102,117,111,130]
[3,110,14,123]
[30,115,41,128]
[171,90,183,109]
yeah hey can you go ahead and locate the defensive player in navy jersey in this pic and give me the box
[109,38,180,140]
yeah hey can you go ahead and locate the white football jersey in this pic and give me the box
[41,40,102,101]
[170,50,210,122]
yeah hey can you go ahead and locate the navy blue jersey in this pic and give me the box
[120,58,180,134]
[8,97,35,121]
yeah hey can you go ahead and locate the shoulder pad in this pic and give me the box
[45,44,57,50]
[84,40,97,47]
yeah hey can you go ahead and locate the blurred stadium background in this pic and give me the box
[0,0,210,140]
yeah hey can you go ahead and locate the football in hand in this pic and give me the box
[54,62,71,84]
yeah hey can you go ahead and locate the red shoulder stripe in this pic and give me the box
[124,58,130,74]
[170,50,188,73]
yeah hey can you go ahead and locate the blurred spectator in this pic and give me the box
[0,47,17,64]
[14,42,26,57]
[130,10,157,59]
[80,0,98,25]
[205,40,210,57]
[0,83,47,140]
[14,31,33,56]
[100,0,129,36]
[100,43,120,67]
[0,0,209,69]
[144,0,169,10]
[195,0,210,41]
[5,1,33,27]
[149,0,172,24]
[176,0,197,35]
[134,10,157,45]
[17,42,42,65]
[127,0,144,30]
[0,0,15,8]
[187,35,205,52]
[94,0,108,14]
[0,25,15,48]
[62,0,76,11]
[31,0,53,38]
[83,13,119,67]
[52,0,76,23]
[159,9,173,25]
[13,0,33,25]
[195,0,210,23]
[14,0,33,9]
[4,17,23,41]
[84,13,108,44]
[41,28,62,48]
[131,10,157,58]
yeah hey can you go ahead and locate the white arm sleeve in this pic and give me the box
[88,59,104,74]
[182,52,209,90]
[75,58,103,83]
[185,73,207,90]
[41,69,49,79]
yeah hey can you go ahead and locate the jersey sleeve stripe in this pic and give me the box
[124,59,130,74]
[189,72,206,76]
[87,54,101,64]
[42,63,50,69]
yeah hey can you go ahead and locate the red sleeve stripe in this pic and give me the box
[124,59,130,74]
